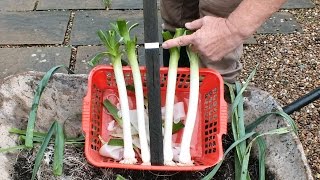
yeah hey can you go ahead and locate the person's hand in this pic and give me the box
[162,16,246,61]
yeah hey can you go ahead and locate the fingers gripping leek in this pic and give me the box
[99,29,137,164]
[162,29,185,166]
[178,35,200,165]
[116,20,150,165]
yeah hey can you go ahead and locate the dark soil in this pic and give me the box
[12,150,33,180]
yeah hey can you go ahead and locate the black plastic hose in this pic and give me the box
[283,87,320,115]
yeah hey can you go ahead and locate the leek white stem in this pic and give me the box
[162,29,185,166]
[113,58,137,164]
[163,50,179,166]
[127,47,151,165]
[178,46,200,166]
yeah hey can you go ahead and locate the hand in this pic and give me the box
[162,16,246,62]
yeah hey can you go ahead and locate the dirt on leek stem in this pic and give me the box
[162,28,185,166]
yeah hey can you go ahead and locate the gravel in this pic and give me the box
[239,1,320,178]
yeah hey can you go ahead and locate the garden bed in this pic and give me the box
[0,72,313,180]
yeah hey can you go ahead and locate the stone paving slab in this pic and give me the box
[75,46,109,74]
[109,0,160,10]
[244,36,257,45]
[110,0,143,9]
[75,46,147,74]
[258,12,302,34]
[37,0,105,10]
[282,0,315,9]
[0,0,36,12]
[0,11,69,45]
[70,10,162,45]
[0,47,71,79]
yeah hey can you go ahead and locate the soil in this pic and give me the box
[12,150,33,180]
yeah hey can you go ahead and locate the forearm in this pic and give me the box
[228,0,287,38]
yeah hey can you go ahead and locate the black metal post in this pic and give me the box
[283,87,320,115]
[143,0,164,165]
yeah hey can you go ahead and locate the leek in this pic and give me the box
[162,29,185,165]
[178,32,200,165]
[116,20,150,165]
[98,29,136,164]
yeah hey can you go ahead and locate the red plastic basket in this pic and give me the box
[82,65,227,171]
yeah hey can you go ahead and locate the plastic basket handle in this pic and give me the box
[82,96,91,133]
[220,100,228,135]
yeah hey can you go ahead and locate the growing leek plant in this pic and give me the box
[162,29,185,166]
[115,20,150,165]
[202,66,297,180]
[178,31,200,165]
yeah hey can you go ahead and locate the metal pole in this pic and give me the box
[143,0,164,165]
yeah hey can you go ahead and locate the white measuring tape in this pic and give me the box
[144,42,160,49]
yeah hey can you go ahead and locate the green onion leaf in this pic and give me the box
[31,122,57,180]
[0,145,26,153]
[103,99,123,126]
[9,128,46,138]
[256,135,266,180]
[172,121,185,134]
[246,111,297,134]
[108,138,124,146]
[25,65,73,148]
[88,52,109,67]
[116,174,127,180]
[53,122,65,176]
[231,64,259,113]
[202,132,256,180]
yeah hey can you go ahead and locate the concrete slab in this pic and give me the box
[70,10,162,45]
[109,0,160,10]
[0,47,71,79]
[109,0,143,9]
[258,12,302,34]
[282,0,315,9]
[37,0,105,10]
[0,11,69,45]
[0,0,36,12]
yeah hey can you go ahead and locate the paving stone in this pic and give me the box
[109,0,143,9]
[75,45,148,74]
[70,10,162,45]
[0,11,69,45]
[0,0,36,12]
[37,0,105,10]
[109,0,160,10]
[0,47,71,79]
[282,0,315,9]
[257,12,302,34]
[244,36,257,45]
[75,46,109,74]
